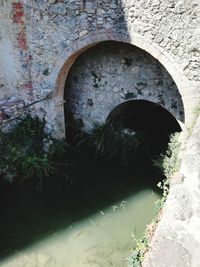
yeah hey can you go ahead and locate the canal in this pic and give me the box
[0,158,161,267]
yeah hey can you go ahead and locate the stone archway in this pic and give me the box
[107,100,182,133]
[49,30,189,138]
[63,41,184,135]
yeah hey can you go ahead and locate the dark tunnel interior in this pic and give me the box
[107,100,182,156]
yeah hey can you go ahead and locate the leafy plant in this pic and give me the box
[0,115,54,187]
[188,105,200,135]
[129,233,149,267]
[153,133,181,179]
[78,121,151,165]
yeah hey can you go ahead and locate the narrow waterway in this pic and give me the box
[0,160,161,267]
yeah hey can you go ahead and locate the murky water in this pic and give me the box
[0,161,161,267]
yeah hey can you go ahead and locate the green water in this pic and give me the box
[0,161,161,267]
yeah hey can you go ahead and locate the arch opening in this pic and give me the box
[48,38,186,266]
[107,99,182,133]
[64,41,184,140]
[52,31,190,139]
[107,100,182,157]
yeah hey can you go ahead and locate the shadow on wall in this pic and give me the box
[64,41,185,133]
[83,0,128,32]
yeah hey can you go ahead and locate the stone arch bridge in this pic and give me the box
[0,0,200,266]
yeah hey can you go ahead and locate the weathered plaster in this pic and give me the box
[64,41,184,132]
[0,0,200,135]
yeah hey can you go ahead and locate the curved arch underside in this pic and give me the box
[107,99,182,133]
[64,41,184,133]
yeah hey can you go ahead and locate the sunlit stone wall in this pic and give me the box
[65,41,184,131]
[0,0,199,133]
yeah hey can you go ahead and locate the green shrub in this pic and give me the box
[153,133,180,179]
[188,105,200,135]
[48,138,74,181]
[78,121,150,165]
[129,234,149,267]
[0,115,54,187]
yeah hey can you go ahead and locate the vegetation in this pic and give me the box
[0,115,55,188]
[129,133,181,267]
[153,133,181,206]
[128,233,149,267]
[0,113,176,182]
[153,133,180,176]
[73,121,152,166]
[0,113,183,266]
[188,105,200,135]
[0,114,180,192]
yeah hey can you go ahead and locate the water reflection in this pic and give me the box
[0,191,160,267]
[0,161,161,267]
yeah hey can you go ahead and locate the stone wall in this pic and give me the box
[143,115,200,267]
[0,0,200,132]
[65,41,184,131]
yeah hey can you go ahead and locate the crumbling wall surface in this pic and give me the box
[65,41,184,131]
[0,0,200,128]
[0,1,33,122]
[143,116,200,267]
[21,0,200,93]
[22,0,200,85]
